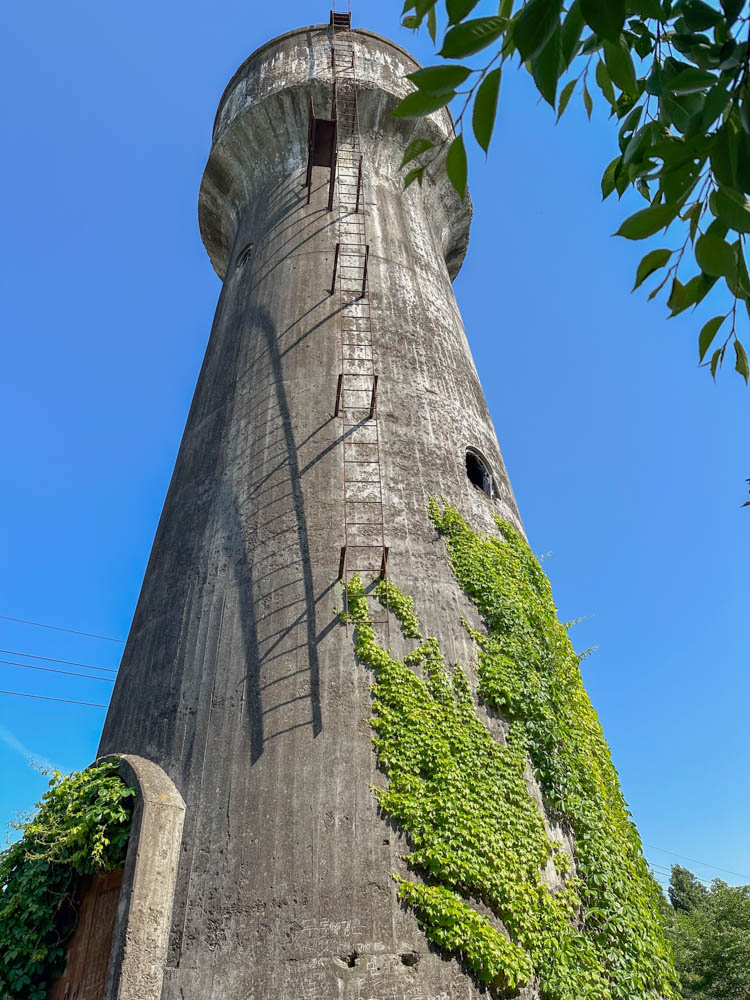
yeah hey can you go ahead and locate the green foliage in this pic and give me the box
[345,502,678,998]
[662,866,750,1000]
[397,879,535,991]
[0,761,135,1000]
[668,865,709,913]
[374,579,423,638]
[473,67,502,151]
[446,132,468,198]
[394,0,750,387]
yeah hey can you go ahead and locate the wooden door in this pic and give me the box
[49,869,123,1000]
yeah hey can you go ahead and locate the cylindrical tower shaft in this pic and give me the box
[100,22,521,998]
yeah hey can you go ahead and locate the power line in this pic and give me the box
[649,862,711,886]
[0,615,125,644]
[0,689,108,709]
[0,648,118,674]
[0,658,115,683]
[644,843,750,882]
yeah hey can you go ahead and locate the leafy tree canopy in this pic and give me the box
[669,863,709,911]
[394,0,750,390]
[662,864,750,1000]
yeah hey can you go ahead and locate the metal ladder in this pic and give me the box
[329,11,389,633]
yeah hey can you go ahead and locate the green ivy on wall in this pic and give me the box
[0,760,136,1000]
[345,501,678,999]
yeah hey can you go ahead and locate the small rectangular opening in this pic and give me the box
[310,117,337,167]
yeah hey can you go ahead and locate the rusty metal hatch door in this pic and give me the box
[49,869,124,1000]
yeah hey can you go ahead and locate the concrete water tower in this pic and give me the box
[97,13,564,1000]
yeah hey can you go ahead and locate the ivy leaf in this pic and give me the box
[446,133,468,199]
[391,90,456,118]
[473,68,502,152]
[447,0,481,23]
[407,65,473,95]
[401,138,434,168]
[614,202,679,239]
[698,315,725,361]
[531,27,563,107]
[603,37,638,96]
[580,0,626,41]
[440,16,507,57]
[632,248,672,290]
[557,78,576,122]
[514,0,563,61]
[735,339,750,383]
[695,232,737,280]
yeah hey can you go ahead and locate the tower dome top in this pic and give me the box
[198,22,471,281]
[212,25,422,141]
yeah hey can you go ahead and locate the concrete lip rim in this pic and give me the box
[212,23,423,138]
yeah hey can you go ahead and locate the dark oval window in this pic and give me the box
[236,242,254,268]
[466,448,495,499]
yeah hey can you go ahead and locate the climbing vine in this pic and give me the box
[0,760,136,1000]
[346,502,677,999]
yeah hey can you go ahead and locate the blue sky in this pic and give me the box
[1,0,748,893]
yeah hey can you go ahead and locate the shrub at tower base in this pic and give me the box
[346,500,678,999]
[0,760,136,1000]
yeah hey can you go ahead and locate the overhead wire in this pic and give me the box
[0,616,747,886]
[648,862,711,886]
[0,648,118,674]
[0,614,125,643]
[0,689,108,708]
[644,843,750,882]
[0,657,115,683]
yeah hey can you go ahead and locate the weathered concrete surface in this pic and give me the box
[102,755,185,1000]
[99,24,529,999]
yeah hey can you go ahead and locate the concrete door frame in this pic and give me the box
[99,754,185,1000]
